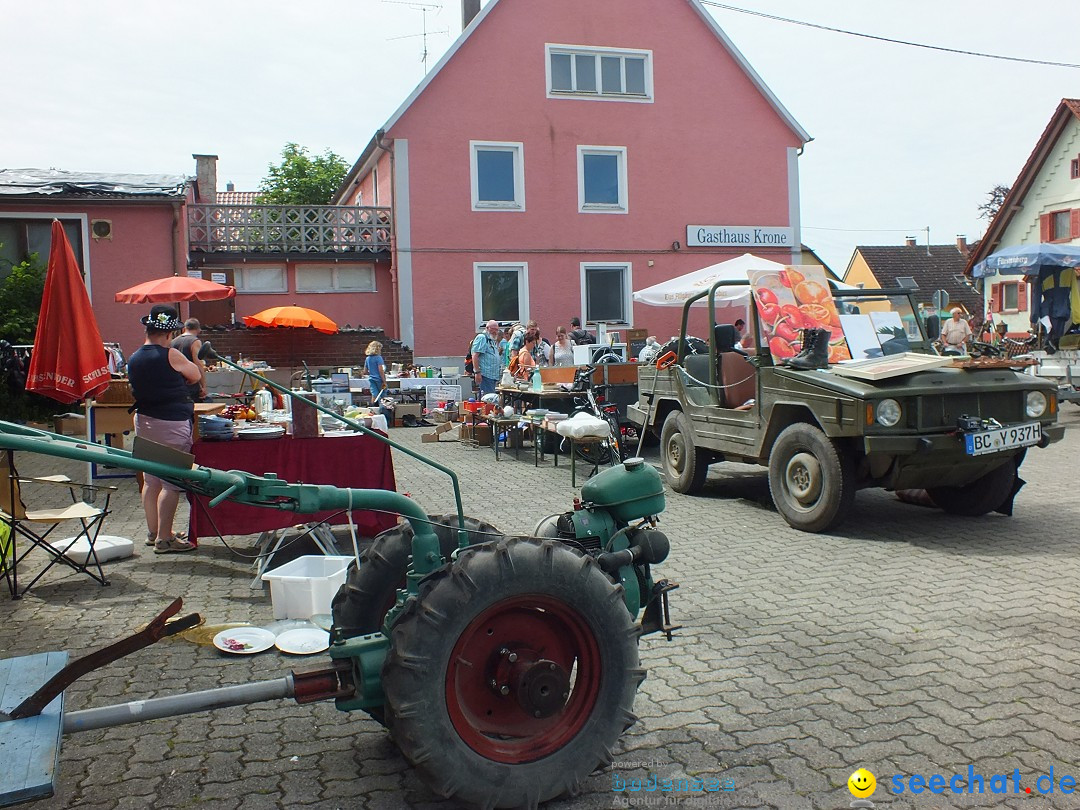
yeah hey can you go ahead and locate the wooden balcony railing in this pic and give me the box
[188,204,391,254]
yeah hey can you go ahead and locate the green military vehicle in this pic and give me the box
[628,281,1064,532]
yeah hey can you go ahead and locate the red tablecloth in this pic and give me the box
[189,433,397,543]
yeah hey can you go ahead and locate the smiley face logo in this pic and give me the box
[848,768,876,798]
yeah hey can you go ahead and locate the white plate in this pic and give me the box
[213,627,276,655]
[237,426,285,440]
[275,628,330,655]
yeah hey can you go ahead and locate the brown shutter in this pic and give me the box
[990,283,1002,312]
[1040,214,1051,241]
[1072,208,1080,238]
[1018,281,1028,311]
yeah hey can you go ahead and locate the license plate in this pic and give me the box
[963,422,1041,456]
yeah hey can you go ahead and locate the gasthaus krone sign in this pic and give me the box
[687,225,793,247]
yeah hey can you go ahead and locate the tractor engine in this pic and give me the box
[534,457,677,638]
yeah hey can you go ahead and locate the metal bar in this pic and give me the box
[63,677,294,733]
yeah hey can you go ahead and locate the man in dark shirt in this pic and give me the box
[128,306,201,553]
[170,318,207,402]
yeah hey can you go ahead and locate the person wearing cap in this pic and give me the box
[939,307,972,352]
[128,305,202,553]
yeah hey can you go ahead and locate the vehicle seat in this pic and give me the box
[682,354,715,406]
[720,352,757,409]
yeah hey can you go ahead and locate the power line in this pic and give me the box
[700,2,1080,69]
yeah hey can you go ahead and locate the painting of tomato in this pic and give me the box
[769,337,796,359]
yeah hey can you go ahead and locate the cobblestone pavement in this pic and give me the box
[3,408,1080,810]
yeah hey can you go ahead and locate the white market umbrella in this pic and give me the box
[632,253,786,307]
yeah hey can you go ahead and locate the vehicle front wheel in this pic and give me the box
[768,422,855,532]
[660,411,710,494]
[927,460,1016,516]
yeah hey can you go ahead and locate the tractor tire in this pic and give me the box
[383,536,643,809]
[331,513,502,639]
[660,411,709,493]
[927,461,1017,516]
[768,422,855,533]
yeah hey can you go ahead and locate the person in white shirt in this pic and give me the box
[940,307,972,351]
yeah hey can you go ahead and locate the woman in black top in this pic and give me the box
[128,306,201,553]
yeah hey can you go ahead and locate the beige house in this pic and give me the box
[965,98,1080,332]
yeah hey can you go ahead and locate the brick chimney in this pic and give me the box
[462,0,481,29]
[956,235,969,254]
[192,154,218,203]
[905,236,917,248]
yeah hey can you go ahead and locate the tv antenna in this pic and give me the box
[384,1,448,73]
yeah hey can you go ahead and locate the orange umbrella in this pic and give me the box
[115,276,236,303]
[25,220,111,403]
[242,305,338,334]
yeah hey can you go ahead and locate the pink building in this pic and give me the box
[334,0,810,362]
[0,169,190,352]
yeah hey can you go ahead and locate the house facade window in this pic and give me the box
[296,263,375,293]
[0,218,83,279]
[990,280,1028,314]
[578,146,628,213]
[233,265,286,293]
[580,263,632,324]
[1071,157,1080,180]
[475,262,529,325]
[1051,210,1071,241]
[470,141,525,211]
[546,45,652,102]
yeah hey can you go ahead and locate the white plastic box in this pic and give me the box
[260,555,353,619]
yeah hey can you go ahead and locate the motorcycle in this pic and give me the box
[565,363,631,465]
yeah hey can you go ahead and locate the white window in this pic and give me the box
[547,45,652,102]
[474,263,529,325]
[470,141,525,211]
[233,265,286,293]
[580,263,632,324]
[296,263,376,293]
[577,146,628,213]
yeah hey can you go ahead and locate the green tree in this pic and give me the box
[0,250,47,343]
[258,143,349,205]
[978,184,1011,221]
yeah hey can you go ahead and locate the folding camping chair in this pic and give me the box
[0,450,116,599]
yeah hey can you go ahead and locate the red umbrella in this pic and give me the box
[25,220,110,403]
[114,276,236,303]
[242,305,338,334]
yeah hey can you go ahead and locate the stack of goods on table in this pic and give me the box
[198,414,236,441]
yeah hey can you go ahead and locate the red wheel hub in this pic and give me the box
[445,594,602,763]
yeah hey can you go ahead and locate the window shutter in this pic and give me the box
[1040,214,1051,242]
[990,283,1002,312]
[1072,208,1080,239]
[1018,281,1028,311]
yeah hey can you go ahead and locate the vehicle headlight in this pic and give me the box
[1025,390,1047,418]
[875,399,902,427]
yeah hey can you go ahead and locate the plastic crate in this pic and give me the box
[260,555,353,619]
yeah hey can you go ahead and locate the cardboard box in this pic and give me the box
[53,414,87,436]
[459,423,492,446]
[422,421,457,443]
[393,403,423,426]
[431,408,459,423]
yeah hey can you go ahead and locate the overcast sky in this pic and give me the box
[4,0,1077,274]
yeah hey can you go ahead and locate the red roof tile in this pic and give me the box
[216,190,262,205]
